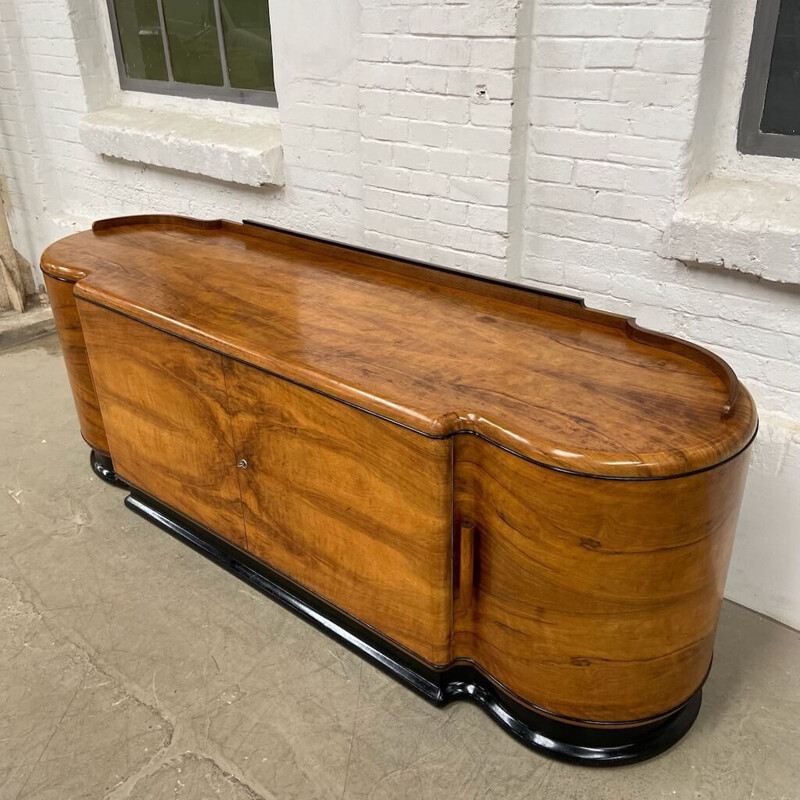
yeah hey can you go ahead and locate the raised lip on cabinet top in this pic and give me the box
[40,214,757,479]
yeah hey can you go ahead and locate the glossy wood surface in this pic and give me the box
[44,274,109,453]
[453,434,751,722]
[78,301,248,549]
[40,215,757,478]
[224,361,453,664]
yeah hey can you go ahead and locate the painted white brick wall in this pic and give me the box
[358,0,522,276]
[1,0,799,627]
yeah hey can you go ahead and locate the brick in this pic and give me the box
[467,204,508,232]
[575,161,628,191]
[535,39,584,69]
[360,114,409,142]
[619,7,709,40]
[430,148,469,175]
[430,197,469,224]
[531,183,595,214]
[607,134,685,167]
[408,120,450,148]
[364,186,396,213]
[394,192,430,219]
[393,143,430,170]
[470,100,513,128]
[531,97,579,128]
[362,139,392,165]
[392,92,429,120]
[409,170,448,195]
[450,178,509,206]
[534,68,614,100]
[467,153,511,181]
[470,39,516,70]
[450,125,512,154]
[390,37,429,64]
[360,62,407,90]
[535,7,623,37]
[612,72,697,107]
[532,128,610,160]
[428,95,470,124]
[428,38,471,68]
[406,65,448,93]
[529,154,574,184]
[584,39,639,69]
[636,40,705,75]
[364,164,411,192]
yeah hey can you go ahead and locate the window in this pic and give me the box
[106,0,276,106]
[739,0,800,156]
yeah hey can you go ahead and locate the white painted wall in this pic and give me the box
[0,0,798,628]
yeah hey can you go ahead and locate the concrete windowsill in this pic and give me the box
[80,106,283,187]
[664,177,800,285]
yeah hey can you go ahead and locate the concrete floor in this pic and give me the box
[1,333,799,800]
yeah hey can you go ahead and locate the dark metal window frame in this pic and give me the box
[738,0,800,157]
[106,0,277,107]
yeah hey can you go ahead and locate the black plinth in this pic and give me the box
[90,449,128,488]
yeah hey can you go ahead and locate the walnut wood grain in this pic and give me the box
[453,434,751,723]
[40,215,757,478]
[43,274,109,453]
[223,360,453,665]
[78,301,247,549]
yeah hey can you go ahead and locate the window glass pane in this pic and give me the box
[113,0,168,81]
[220,0,275,92]
[761,0,800,135]
[162,0,224,86]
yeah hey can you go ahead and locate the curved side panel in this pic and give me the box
[43,274,109,453]
[453,435,751,724]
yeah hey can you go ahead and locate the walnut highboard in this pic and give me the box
[41,215,757,765]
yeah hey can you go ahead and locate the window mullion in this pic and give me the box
[212,0,231,88]
[155,0,175,84]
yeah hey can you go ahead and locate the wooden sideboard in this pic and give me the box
[42,215,757,765]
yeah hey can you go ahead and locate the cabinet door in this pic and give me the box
[79,302,247,549]
[453,434,748,723]
[224,362,453,665]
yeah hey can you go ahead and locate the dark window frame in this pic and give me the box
[738,0,800,157]
[106,0,278,108]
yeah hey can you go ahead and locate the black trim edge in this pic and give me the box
[42,273,80,285]
[241,219,584,306]
[123,486,702,766]
[90,449,128,488]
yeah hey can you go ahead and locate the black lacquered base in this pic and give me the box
[90,450,128,488]
[115,484,703,766]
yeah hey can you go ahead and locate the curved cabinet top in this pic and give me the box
[41,215,757,479]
